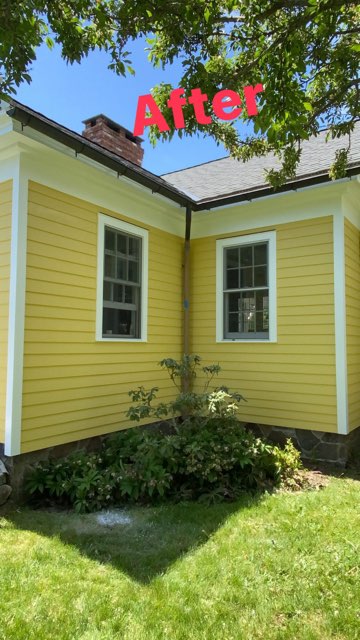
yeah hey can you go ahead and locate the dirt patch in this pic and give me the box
[300,468,330,490]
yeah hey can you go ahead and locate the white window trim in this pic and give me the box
[96,213,148,342]
[216,231,277,343]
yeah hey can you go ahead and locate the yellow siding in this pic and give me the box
[191,216,337,432]
[345,218,360,432]
[0,180,12,444]
[21,181,183,453]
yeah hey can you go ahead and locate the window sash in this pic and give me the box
[102,226,142,338]
[223,242,270,340]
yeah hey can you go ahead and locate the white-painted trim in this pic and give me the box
[1,128,186,237]
[22,149,184,237]
[342,182,360,231]
[96,213,148,342]
[192,183,345,239]
[0,156,17,183]
[4,155,28,456]
[333,211,348,435]
[196,176,355,214]
[10,121,186,212]
[216,230,277,343]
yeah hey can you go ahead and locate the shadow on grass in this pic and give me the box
[5,494,263,584]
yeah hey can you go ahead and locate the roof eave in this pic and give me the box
[194,166,360,211]
[6,101,360,212]
[6,103,193,209]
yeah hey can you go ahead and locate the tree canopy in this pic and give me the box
[0,1,359,184]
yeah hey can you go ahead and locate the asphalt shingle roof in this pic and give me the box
[162,124,360,203]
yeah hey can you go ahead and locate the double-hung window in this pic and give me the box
[216,231,276,342]
[96,214,148,341]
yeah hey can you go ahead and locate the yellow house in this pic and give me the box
[1,99,360,485]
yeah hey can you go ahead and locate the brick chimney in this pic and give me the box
[82,114,144,166]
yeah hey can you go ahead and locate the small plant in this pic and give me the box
[126,354,246,425]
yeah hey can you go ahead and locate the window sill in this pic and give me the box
[96,337,148,343]
[216,338,277,343]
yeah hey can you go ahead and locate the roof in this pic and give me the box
[3,98,360,211]
[162,123,360,206]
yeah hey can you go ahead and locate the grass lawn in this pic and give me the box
[0,473,359,640]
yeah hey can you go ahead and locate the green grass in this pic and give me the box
[0,476,359,640]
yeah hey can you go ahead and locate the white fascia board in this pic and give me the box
[4,153,28,456]
[191,181,347,239]
[333,210,348,435]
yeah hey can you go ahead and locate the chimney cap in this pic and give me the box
[82,113,143,144]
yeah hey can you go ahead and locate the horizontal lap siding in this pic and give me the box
[345,218,360,432]
[191,216,337,432]
[21,181,183,453]
[0,181,11,444]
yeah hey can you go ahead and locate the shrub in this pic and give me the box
[126,354,246,424]
[26,422,302,512]
[25,356,302,512]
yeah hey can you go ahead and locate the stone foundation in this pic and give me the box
[245,423,360,467]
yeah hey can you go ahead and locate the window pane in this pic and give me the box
[256,290,269,329]
[256,311,267,332]
[228,292,240,312]
[226,248,239,268]
[128,260,139,283]
[105,229,115,252]
[254,243,267,265]
[103,281,112,301]
[113,283,123,303]
[228,312,239,333]
[240,245,253,267]
[125,285,136,304]
[129,237,140,258]
[103,308,137,337]
[226,268,239,289]
[117,258,127,280]
[104,254,116,278]
[240,267,253,288]
[240,310,255,333]
[239,292,256,333]
[240,291,256,312]
[254,265,267,287]
[117,233,127,255]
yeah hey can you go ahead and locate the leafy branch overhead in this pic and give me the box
[1,1,359,185]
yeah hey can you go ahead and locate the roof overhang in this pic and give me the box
[5,100,360,212]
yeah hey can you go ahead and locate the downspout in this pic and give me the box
[182,204,192,394]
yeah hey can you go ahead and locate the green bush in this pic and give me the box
[26,421,302,512]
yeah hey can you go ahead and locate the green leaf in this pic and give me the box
[45,36,54,50]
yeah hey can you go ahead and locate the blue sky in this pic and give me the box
[15,39,229,175]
